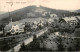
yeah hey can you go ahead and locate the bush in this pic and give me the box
[48,27,54,33]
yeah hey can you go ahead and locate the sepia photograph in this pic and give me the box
[0,0,80,52]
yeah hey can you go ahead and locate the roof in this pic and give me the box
[4,25,12,31]
[8,21,19,26]
[48,18,54,23]
[63,17,78,22]
[4,21,19,31]
[4,21,25,31]
[19,18,47,23]
[75,16,80,19]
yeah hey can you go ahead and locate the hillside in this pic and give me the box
[74,9,80,13]
[0,11,6,15]
[0,5,80,24]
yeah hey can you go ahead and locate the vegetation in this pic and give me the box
[74,28,80,37]
[0,5,80,24]
[1,5,80,51]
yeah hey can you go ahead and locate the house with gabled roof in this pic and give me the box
[62,17,78,26]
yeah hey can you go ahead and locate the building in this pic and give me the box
[50,13,57,18]
[32,20,44,29]
[37,20,44,27]
[4,21,25,35]
[62,17,78,25]
[48,18,54,24]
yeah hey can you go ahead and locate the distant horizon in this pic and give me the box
[0,5,80,15]
[0,5,79,13]
[0,0,80,12]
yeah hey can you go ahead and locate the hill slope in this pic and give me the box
[74,9,80,13]
[0,5,80,24]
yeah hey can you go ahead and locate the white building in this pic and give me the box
[4,21,25,34]
[48,18,54,24]
[63,17,78,25]
[50,13,57,18]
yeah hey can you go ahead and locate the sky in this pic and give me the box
[0,0,80,12]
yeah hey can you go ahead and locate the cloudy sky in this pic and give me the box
[0,0,80,12]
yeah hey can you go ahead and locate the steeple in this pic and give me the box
[9,17,12,23]
[11,17,12,22]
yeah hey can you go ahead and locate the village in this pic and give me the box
[0,11,80,36]
[0,6,80,51]
[0,0,80,51]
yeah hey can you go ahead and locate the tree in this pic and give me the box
[57,37,64,51]
[24,22,31,32]
[48,27,54,33]
[74,28,80,37]
[74,28,80,51]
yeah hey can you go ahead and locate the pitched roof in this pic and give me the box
[8,21,19,26]
[4,21,25,31]
[75,16,80,19]
[63,17,78,22]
